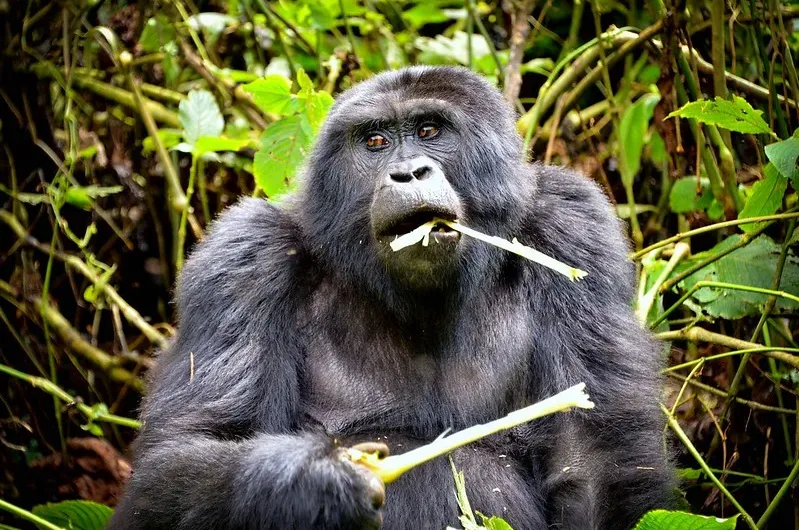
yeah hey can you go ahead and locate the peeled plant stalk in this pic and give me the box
[347,383,595,484]
[389,221,438,250]
[389,219,588,281]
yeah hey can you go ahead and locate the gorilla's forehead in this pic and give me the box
[327,66,511,132]
[334,96,466,132]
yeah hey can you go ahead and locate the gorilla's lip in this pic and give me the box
[379,209,458,237]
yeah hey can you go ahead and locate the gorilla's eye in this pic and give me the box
[417,124,440,139]
[366,134,390,150]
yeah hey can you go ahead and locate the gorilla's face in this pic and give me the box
[364,108,465,288]
[299,67,531,295]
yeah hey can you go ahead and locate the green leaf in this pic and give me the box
[648,130,668,166]
[194,136,251,156]
[254,116,313,198]
[403,4,451,28]
[637,64,661,85]
[32,500,113,530]
[678,468,704,481]
[65,185,124,210]
[707,198,725,220]
[304,3,337,29]
[667,95,773,135]
[479,514,515,530]
[142,128,183,154]
[242,75,300,116]
[83,422,104,436]
[641,258,669,329]
[633,510,737,530]
[738,163,787,233]
[764,135,799,186]
[618,93,661,186]
[669,177,712,213]
[415,32,493,66]
[173,142,194,153]
[161,41,180,85]
[450,458,476,526]
[296,70,334,131]
[179,90,224,145]
[296,68,314,93]
[678,235,799,319]
[139,15,175,53]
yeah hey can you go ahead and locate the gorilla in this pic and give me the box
[109,66,674,530]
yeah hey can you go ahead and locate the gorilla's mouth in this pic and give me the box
[381,210,457,237]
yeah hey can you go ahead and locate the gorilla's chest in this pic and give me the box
[301,285,534,438]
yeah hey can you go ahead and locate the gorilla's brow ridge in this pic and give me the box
[344,98,463,137]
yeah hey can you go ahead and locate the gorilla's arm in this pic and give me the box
[108,199,381,530]
[525,165,675,529]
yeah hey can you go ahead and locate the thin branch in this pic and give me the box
[688,5,799,33]
[254,0,316,57]
[667,372,794,414]
[117,53,203,239]
[662,404,758,530]
[0,499,65,530]
[0,210,168,347]
[0,363,141,428]
[519,24,662,143]
[0,281,144,391]
[657,326,799,370]
[659,219,778,293]
[722,220,796,433]
[31,67,180,127]
[178,40,270,129]
[503,0,536,103]
[631,211,799,260]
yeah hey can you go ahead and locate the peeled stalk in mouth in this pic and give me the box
[389,219,588,282]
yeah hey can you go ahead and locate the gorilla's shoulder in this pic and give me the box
[532,164,620,226]
[176,198,310,315]
[199,197,296,245]
[525,164,634,296]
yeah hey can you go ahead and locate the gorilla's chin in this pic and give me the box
[375,234,462,291]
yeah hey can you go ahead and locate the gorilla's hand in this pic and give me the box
[327,444,388,530]
[109,433,386,530]
[235,435,388,530]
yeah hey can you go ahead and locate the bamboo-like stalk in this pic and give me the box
[389,220,588,281]
[349,384,594,484]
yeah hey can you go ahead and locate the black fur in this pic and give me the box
[109,66,675,530]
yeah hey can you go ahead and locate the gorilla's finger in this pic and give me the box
[351,442,391,458]
[366,475,386,510]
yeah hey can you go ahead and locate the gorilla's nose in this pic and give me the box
[388,157,433,183]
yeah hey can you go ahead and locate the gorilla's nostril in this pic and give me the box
[412,166,432,180]
[389,171,413,183]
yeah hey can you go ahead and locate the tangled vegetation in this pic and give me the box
[1,0,799,528]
